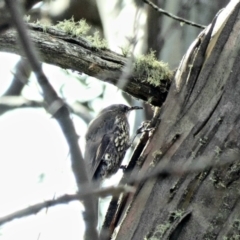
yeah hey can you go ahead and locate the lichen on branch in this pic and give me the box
[55,17,107,49]
[134,51,173,87]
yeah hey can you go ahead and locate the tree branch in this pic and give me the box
[0,96,92,123]
[4,1,98,239]
[143,0,206,29]
[0,23,171,107]
[0,185,135,227]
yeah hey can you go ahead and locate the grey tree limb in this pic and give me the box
[0,23,171,107]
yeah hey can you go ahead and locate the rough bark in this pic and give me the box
[108,1,240,239]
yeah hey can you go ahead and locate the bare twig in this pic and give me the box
[128,148,240,185]
[116,7,142,90]
[143,0,206,29]
[3,58,30,96]
[4,1,98,239]
[0,96,92,124]
[0,96,43,115]
[0,185,135,227]
[0,194,81,226]
[0,96,92,123]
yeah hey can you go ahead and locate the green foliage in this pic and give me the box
[134,51,172,87]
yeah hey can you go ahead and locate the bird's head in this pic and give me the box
[98,104,143,116]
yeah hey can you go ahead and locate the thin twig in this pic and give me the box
[0,185,135,227]
[116,7,142,89]
[3,58,30,96]
[0,96,92,123]
[127,148,240,186]
[143,0,206,29]
[0,195,78,226]
[4,1,98,239]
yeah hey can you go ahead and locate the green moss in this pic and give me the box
[55,17,107,49]
[23,15,31,22]
[156,223,171,236]
[35,19,41,25]
[55,17,90,36]
[233,219,240,230]
[191,151,196,159]
[199,137,208,145]
[152,150,162,158]
[75,19,91,36]
[214,146,222,155]
[42,23,50,33]
[152,150,163,166]
[223,236,240,240]
[147,96,154,104]
[145,209,186,239]
[209,176,217,183]
[120,45,131,57]
[170,209,185,220]
[86,31,108,49]
[134,51,172,87]
[145,222,171,239]
[144,237,159,240]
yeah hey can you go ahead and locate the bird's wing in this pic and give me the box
[85,111,115,142]
[84,137,101,179]
[85,112,115,179]
[91,134,111,179]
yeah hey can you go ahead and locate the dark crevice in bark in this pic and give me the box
[193,93,223,137]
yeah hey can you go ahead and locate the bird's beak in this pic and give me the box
[126,106,143,116]
[128,106,143,111]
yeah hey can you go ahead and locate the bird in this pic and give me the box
[84,104,143,181]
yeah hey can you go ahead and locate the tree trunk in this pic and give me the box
[111,1,240,239]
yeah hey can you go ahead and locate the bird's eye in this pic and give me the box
[123,106,128,112]
[104,153,111,160]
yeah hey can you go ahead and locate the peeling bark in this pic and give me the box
[105,1,240,239]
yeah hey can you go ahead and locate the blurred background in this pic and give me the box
[0,0,229,239]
